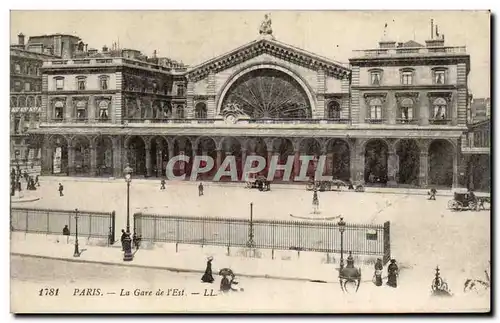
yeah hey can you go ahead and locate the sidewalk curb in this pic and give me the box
[10,252,339,284]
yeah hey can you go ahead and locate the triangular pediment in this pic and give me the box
[186,37,350,82]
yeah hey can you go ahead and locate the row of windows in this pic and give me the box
[12,81,41,92]
[54,76,110,91]
[53,100,111,120]
[370,68,448,86]
[367,96,449,121]
[12,62,41,76]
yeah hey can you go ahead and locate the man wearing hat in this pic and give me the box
[387,259,399,288]
[201,256,214,283]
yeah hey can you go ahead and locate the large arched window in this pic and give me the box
[369,98,383,120]
[75,101,87,120]
[98,101,109,120]
[195,102,207,119]
[433,98,447,120]
[327,101,341,119]
[399,98,414,122]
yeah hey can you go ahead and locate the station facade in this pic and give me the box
[31,27,472,188]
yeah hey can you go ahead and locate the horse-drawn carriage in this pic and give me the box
[246,176,271,191]
[447,192,490,211]
[306,179,348,192]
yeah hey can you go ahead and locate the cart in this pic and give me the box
[245,176,271,191]
[447,192,479,211]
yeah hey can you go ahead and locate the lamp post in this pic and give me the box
[123,164,134,261]
[338,217,346,269]
[247,202,255,248]
[73,208,80,257]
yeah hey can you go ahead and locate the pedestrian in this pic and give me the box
[35,175,40,187]
[386,259,399,288]
[62,225,70,236]
[428,188,437,200]
[373,258,383,286]
[160,179,166,190]
[58,183,64,197]
[120,229,127,251]
[198,182,204,196]
[201,256,214,283]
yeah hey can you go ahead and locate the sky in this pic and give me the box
[10,10,491,98]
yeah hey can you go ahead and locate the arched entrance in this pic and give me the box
[195,136,217,180]
[127,136,146,176]
[72,136,91,176]
[95,136,114,176]
[244,137,268,178]
[325,139,350,181]
[220,68,312,119]
[49,135,68,175]
[219,137,242,181]
[173,136,193,178]
[429,140,454,187]
[150,136,169,177]
[396,139,420,185]
[300,138,322,180]
[364,139,388,185]
[271,138,295,180]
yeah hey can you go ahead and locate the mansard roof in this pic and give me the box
[186,37,351,82]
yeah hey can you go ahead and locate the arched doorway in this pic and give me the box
[95,136,114,176]
[429,140,454,187]
[244,137,268,178]
[364,139,388,185]
[173,137,193,178]
[49,135,68,175]
[150,136,169,177]
[396,139,420,185]
[195,136,217,180]
[220,68,312,119]
[72,136,91,176]
[325,139,350,181]
[271,138,295,181]
[219,137,242,181]
[127,136,146,176]
[300,138,322,180]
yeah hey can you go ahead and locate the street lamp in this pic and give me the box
[338,216,346,269]
[73,208,80,257]
[123,164,134,262]
[247,202,255,248]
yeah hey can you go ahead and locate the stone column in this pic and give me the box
[293,150,300,180]
[41,137,52,175]
[266,149,273,176]
[419,151,429,188]
[112,137,122,178]
[67,146,75,175]
[215,149,222,171]
[240,148,247,180]
[452,150,458,189]
[326,152,334,177]
[387,148,398,187]
[65,96,72,121]
[145,143,152,177]
[89,144,97,177]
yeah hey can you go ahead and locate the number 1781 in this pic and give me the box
[39,288,59,296]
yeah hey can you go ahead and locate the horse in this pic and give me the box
[339,266,362,293]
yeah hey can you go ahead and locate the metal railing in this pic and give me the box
[11,207,116,241]
[134,213,391,263]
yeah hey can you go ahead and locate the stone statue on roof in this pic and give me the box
[259,14,273,36]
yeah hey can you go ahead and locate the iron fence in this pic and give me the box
[134,213,390,263]
[11,207,116,241]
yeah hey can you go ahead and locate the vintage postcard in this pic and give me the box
[9,10,491,314]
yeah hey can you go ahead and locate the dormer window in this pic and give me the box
[369,69,383,86]
[400,69,414,85]
[432,68,447,85]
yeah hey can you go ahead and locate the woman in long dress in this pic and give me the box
[374,258,383,286]
[201,256,214,283]
[386,259,399,288]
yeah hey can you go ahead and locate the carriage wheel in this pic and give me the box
[306,183,314,191]
[245,182,252,189]
[469,201,478,211]
[448,200,461,211]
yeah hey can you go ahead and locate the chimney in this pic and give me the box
[153,50,157,58]
[102,45,108,52]
[425,20,445,47]
[18,33,25,46]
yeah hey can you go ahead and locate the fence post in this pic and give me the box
[25,210,29,234]
[383,221,391,265]
[46,211,50,235]
[88,213,92,239]
[111,211,116,245]
[227,219,231,256]
[153,215,157,242]
[176,218,179,253]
